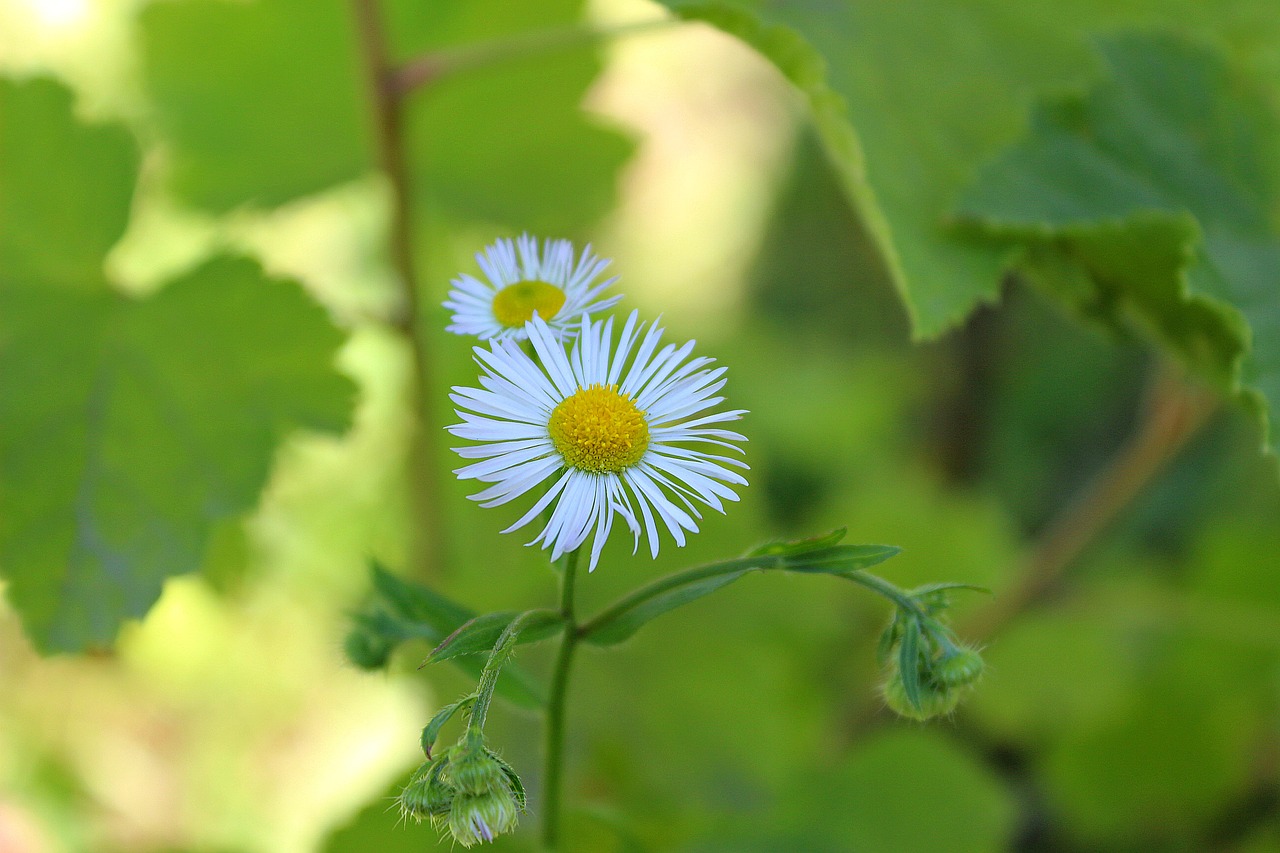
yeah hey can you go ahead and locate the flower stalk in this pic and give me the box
[542,547,581,850]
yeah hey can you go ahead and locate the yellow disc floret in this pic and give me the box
[548,384,650,474]
[491,280,567,328]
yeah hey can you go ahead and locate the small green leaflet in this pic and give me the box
[956,34,1280,459]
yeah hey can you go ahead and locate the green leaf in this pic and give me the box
[579,543,900,646]
[794,731,1016,852]
[138,0,372,212]
[745,527,846,557]
[896,617,924,713]
[955,33,1280,457]
[0,258,354,652]
[662,2,1280,339]
[371,562,473,628]
[352,564,545,708]
[0,78,138,291]
[420,696,474,758]
[427,608,565,663]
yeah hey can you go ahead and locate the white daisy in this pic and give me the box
[443,234,621,341]
[448,310,749,571]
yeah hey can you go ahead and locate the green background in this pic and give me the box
[1,0,1279,850]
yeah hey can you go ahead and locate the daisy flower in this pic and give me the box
[443,235,621,341]
[448,310,748,571]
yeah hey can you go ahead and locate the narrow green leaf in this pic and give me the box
[908,582,993,598]
[352,564,545,709]
[580,542,901,646]
[746,527,847,557]
[421,696,475,759]
[898,618,924,713]
[427,609,566,663]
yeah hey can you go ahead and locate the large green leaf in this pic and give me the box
[956,34,1280,456]
[662,1,1280,338]
[0,257,354,651]
[138,0,373,212]
[0,79,138,291]
[139,0,632,230]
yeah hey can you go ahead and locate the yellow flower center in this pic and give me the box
[548,384,650,474]
[491,280,567,328]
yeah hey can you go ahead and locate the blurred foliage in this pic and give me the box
[2,0,1280,851]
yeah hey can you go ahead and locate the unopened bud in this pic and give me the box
[399,760,453,822]
[933,646,984,687]
[447,788,521,848]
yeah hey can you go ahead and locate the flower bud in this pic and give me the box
[447,788,522,848]
[881,658,966,722]
[933,646,984,687]
[444,739,512,797]
[399,760,454,822]
[344,627,393,670]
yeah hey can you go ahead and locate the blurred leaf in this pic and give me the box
[371,561,473,627]
[580,543,900,646]
[0,257,354,651]
[664,1,1280,339]
[139,0,372,212]
[957,34,1280,456]
[966,612,1139,740]
[780,730,1016,852]
[428,608,565,663]
[0,78,138,291]
[393,0,634,232]
[1042,634,1262,845]
[350,564,545,708]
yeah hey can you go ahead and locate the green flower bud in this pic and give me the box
[399,759,454,822]
[343,627,393,670]
[882,670,963,721]
[933,646,984,688]
[447,788,522,848]
[444,738,511,797]
[411,733,526,846]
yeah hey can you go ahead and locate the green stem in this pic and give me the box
[469,610,542,732]
[842,571,925,618]
[542,548,581,850]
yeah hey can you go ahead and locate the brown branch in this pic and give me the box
[961,361,1219,642]
[351,0,446,578]
[393,17,676,95]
